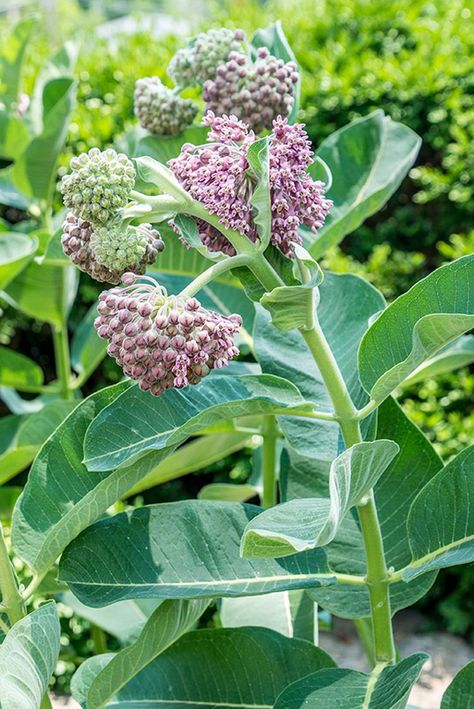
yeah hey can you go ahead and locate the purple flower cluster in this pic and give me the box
[62,214,164,284]
[95,273,242,396]
[203,48,299,133]
[169,112,331,257]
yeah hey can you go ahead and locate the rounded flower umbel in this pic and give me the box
[203,48,299,133]
[168,28,245,88]
[60,148,136,225]
[95,273,242,396]
[169,111,332,257]
[134,77,198,135]
[62,215,164,284]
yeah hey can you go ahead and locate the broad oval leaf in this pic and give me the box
[59,501,335,606]
[84,600,209,709]
[358,255,474,405]
[72,627,335,709]
[309,110,421,258]
[133,124,209,164]
[403,334,474,386]
[0,345,43,390]
[242,440,399,558]
[401,446,474,581]
[0,602,60,709]
[83,374,311,472]
[274,653,427,709]
[0,232,36,289]
[441,661,474,709]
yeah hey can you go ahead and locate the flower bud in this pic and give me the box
[168,29,246,88]
[60,148,136,225]
[134,77,198,135]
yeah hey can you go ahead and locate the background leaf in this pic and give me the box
[0,345,43,390]
[0,602,60,709]
[71,303,107,381]
[59,500,335,605]
[358,255,474,405]
[72,627,334,709]
[441,661,474,709]
[0,232,37,290]
[0,16,36,107]
[308,110,421,258]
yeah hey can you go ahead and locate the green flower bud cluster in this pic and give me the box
[168,28,246,88]
[60,148,136,225]
[91,222,165,273]
[134,78,198,135]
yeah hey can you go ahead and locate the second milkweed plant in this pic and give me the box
[0,19,472,709]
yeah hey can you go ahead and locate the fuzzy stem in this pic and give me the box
[0,523,25,626]
[262,415,278,508]
[179,254,252,298]
[52,325,73,400]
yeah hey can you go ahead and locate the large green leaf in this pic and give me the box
[401,446,474,581]
[359,255,474,406]
[13,77,76,202]
[125,431,253,497]
[63,592,160,645]
[72,627,335,709]
[151,223,212,277]
[0,345,43,390]
[134,124,209,164]
[3,260,78,325]
[403,334,474,386]
[0,602,60,709]
[306,398,442,618]
[0,232,36,290]
[79,600,208,709]
[254,272,385,463]
[274,653,427,709]
[248,137,271,250]
[28,42,77,135]
[0,17,36,107]
[0,400,75,484]
[308,110,421,258]
[59,501,335,605]
[441,661,474,709]
[242,440,399,558]
[83,374,312,472]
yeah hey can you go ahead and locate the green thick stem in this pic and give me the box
[179,254,252,298]
[52,324,72,401]
[301,317,395,665]
[0,523,25,626]
[262,415,278,508]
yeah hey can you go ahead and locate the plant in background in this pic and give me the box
[0,17,473,709]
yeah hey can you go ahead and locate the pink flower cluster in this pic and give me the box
[169,111,332,257]
[95,273,242,396]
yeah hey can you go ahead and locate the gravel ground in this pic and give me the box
[52,611,473,709]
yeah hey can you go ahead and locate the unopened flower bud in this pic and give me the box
[168,29,246,88]
[134,77,198,135]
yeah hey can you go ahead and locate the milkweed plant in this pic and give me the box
[0,19,473,709]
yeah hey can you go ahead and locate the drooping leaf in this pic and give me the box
[72,627,334,709]
[71,303,107,381]
[401,446,474,581]
[4,260,78,325]
[63,592,161,645]
[308,110,421,258]
[403,334,474,386]
[307,398,442,618]
[358,255,474,405]
[0,602,60,709]
[59,501,335,606]
[260,284,318,332]
[126,431,253,498]
[0,400,75,484]
[242,440,399,558]
[273,653,427,709]
[0,232,37,290]
[83,374,312,472]
[82,600,209,709]
[0,345,43,390]
[441,661,474,709]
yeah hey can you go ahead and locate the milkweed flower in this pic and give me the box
[169,111,332,257]
[60,148,136,225]
[134,77,198,135]
[203,48,299,133]
[168,28,246,88]
[61,215,164,284]
[95,273,242,396]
